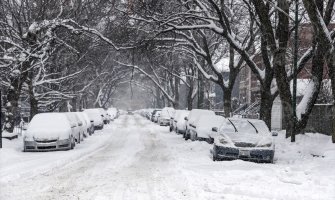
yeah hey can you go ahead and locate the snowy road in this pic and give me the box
[1,115,335,200]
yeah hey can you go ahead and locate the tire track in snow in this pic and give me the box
[1,115,195,200]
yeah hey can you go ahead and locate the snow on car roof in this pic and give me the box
[28,113,71,130]
[195,115,226,128]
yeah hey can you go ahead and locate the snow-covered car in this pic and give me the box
[23,113,76,151]
[83,109,104,130]
[153,110,162,123]
[65,112,84,143]
[189,115,226,142]
[171,110,190,134]
[211,118,275,163]
[158,107,175,126]
[151,109,161,122]
[81,112,95,135]
[184,109,215,140]
[98,108,110,124]
[75,112,93,137]
[107,107,118,120]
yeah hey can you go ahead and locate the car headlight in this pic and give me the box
[219,138,229,145]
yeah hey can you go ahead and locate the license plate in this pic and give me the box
[239,150,250,157]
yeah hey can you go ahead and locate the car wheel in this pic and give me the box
[212,148,217,161]
[185,131,189,140]
[71,136,75,149]
[169,126,172,132]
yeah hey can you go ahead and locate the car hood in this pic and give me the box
[26,129,71,140]
[224,132,273,147]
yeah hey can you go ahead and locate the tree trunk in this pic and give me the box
[4,86,21,133]
[173,77,180,109]
[187,85,193,110]
[4,61,30,133]
[197,73,204,109]
[259,88,274,129]
[222,87,232,118]
[27,73,38,119]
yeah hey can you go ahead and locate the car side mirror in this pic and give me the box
[184,117,188,121]
[90,120,94,123]
[271,131,278,136]
[212,127,218,132]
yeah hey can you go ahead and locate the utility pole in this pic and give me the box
[292,0,299,142]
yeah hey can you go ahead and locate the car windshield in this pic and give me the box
[248,120,270,134]
[229,119,258,134]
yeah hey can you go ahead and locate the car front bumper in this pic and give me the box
[214,145,274,163]
[24,139,71,152]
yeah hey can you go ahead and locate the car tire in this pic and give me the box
[185,131,189,140]
[169,126,172,132]
[71,136,75,149]
[212,149,217,161]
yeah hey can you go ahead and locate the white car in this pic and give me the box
[107,107,118,120]
[65,112,83,143]
[83,109,104,130]
[184,109,215,140]
[158,107,175,126]
[211,118,276,163]
[171,110,190,134]
[23,113,76,151]
[153,110,162,123]
[98,108,110,124]
[190,115,226,142]
[75,112,92,137]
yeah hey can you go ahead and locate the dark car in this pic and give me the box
[210,118,277,163]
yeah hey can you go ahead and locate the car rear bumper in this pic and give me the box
[24,139,71,152]
[214,145,274,163]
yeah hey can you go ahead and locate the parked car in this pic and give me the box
[83,109,104,130]
[98,108,110,124]
[211,118,276,163]
[158,107,175,126]
[65,112,84,143]
[151,109,162,122]
[107,107,118,120]
[81,112,95,135]
[153,110,162,123]
[189,115,226,142]
[184,109,215,140]
[23,113,76,151]
[75,112,92,137]
[171,110,189,134]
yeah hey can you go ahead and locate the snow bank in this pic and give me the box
[0,122,118,184]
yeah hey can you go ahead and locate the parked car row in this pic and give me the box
[138,108,277,163]
[23,107,120,152]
